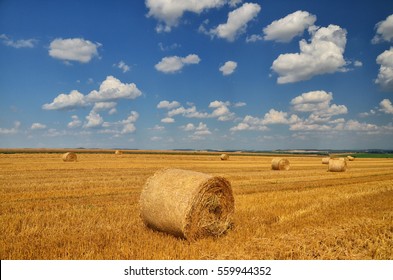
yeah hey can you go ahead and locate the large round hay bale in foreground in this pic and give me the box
[115,150,123,155]
[62,152,77,162]
[139,168,234,241]
[328,158,347,172]
[271,158,290,170]
[220,153,229,160]
[322,157,330,164]
[347,156,355,161]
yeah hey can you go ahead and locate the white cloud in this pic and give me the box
[157,100,181,109]
[114,61,130,73]
[210,2,261,41]
[49,38,101,63]
[84,111,104,128]
[245,34,263,42]
[372,14,393,44]
[0,34,38,48]
[290,90,347,118]
[167,106,210,119]
[92,102,117,112]
[31,123,46,130]
[194,122,212,135]
[67,115,82,128]
[161,117,175,123]
[42,90,87,110]
[181,123,196,131]
[262,109,290,124]
[379,99,393,114]
[263,10,317,43]
[0,121,21,135]
[375,47,393,92]
[155,54,200,73]
[219,61,238,75]
[150,125,165,131]
[209,100,235,121]
[234,102,246,107]
[271,24,347,84]
[354,60,363,67]
[145,0,227,32]
[86,76,142,102]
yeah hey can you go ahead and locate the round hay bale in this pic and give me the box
[328,158,347,172]
[139,168,234,241]
[115,150,123,155]
[62,152,77,162]
[220,154,229,160]
[347,156,355,161]
[271,158,290,170]
[322,157,330,164]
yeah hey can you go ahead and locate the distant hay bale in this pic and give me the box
[347,156,355,161]
[271,158,290,170]
[139,168,234,241]
[220,154,229,160]
[115,150,123,155]
[322,157,330,164]
[328,158,347,172]
[62,152,77,162]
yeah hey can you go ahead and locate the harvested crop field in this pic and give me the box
[0,152,392,260]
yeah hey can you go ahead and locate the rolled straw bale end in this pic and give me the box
[139,168,234,241]
[115,150,123,155]
[62,152,77,162]
[220,154,229,160]
[322,157,330,164]
[328,158,347,172]
[271,158,290,170]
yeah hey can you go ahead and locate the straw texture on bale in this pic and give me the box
[322,157,330,164]
[328,158,347,172]
[271,158,290,170]
[220,154,229,160]
[115,150,123,155]
[347,156,355,161]
[62,152,77,162]
[139,168,234,241]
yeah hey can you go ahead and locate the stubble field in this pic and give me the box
[0,151,392,259]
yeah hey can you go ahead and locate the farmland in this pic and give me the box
[0,151,392,259]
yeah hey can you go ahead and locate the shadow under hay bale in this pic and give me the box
[62,152,77,162]
[328,158,347,172]
[271,158,290,170]
[220,154,229,160]
[139,168,234,241]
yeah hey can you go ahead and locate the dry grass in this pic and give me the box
[0,152,392,260]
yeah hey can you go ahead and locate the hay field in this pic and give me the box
[0,152,392,260]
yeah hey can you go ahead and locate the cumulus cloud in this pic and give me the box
[372,14,393,44]
[230,115,269,132]
[219,61,238,75]
[49,38,101,63]
[157,100,181,109]
[291,90,347,118]
[209,2,261,41]
[155,54,200,73]
[0,121,21,135]
[375,47,393,91]
[161,117,175,123]
[86,76,142,102]
[31,123,46,130]
[209,100,235,121]
[145,0,227,32]
[114,61,130,73]
[42,90,87,110]
[121,111,139,134]
[67,115,82,128]
[84,111,104,128]
[271,24,347,84]
[379,99,393,114]
[263,10,317,43]
[92,102,117,113]
[0,34,38,48]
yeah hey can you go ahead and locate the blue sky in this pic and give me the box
[1,0,393,150]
